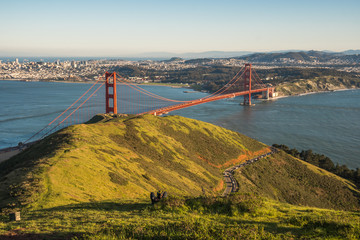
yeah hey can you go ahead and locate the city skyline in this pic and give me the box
[0,0,359,57]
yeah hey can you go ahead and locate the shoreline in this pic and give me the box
[296,87,359,96]
[0,78,97,84]
[254,87,360,102]
[0,141,37,163]
[0,149,21,163]
[274,87,360,99]
[0,79,189,88]
[3,79,358,94]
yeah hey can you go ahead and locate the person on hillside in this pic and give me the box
[157,190,162,199]
[18,142,24,150]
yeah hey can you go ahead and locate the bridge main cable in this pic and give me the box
[251,68,266,88]
[115,73,191,103]
[24,75,105,143]
[114,65,245,103]
[39,81,106,140]
[200,65,245,98]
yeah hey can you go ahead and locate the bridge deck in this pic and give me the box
[143,88,270,116]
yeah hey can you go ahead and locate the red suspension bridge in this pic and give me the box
[21,63,275,145]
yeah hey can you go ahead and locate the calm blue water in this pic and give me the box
[1,80,360,168]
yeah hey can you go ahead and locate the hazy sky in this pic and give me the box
[0,0,359,56]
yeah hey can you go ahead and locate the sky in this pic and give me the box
[0,0,359,57]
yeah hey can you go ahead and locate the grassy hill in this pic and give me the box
[0,115,360,238]
[1,193,360,239]
[275,76,360,96]
[234,151,360,211]
[0,114,269,211]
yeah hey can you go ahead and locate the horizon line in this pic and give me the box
[0,49,359,60]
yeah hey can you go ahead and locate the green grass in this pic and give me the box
[276,76,360,96]
[0,195,359,239]
[234,151,360,211]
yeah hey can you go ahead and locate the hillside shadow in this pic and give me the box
[232,218,352,238]
[35,201,150,213]
[231,219,301,235]
[0,231,82,240]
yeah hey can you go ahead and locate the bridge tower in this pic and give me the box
[243,63,252,105]
[105,72,117,114]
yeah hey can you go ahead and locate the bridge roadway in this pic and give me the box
[144,88,271,116]
[222,147,279,197]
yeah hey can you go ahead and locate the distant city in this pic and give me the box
[1,50,359,83]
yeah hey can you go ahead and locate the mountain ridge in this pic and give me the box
[135,49,360,60]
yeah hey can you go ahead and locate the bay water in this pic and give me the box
[1,80,359,168]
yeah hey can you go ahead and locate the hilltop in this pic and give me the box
[0,114,269,210]
[236,50,360,64]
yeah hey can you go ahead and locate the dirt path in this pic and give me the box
[222,147,278,197]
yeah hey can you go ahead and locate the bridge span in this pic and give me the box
[2,63,276,148]
[145,87,274,116]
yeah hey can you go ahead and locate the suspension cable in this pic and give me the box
[201,66,245,98]
[116,74,191,103]
[252,68,266,87]
[24,75,105,143]
[115,65,245,103]
[39,82,105,139]
[207,70,246,96]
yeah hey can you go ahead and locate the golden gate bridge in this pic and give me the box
[23,63,275,144]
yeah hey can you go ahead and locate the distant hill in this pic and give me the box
[184,58,214,64]
[164,57,184,62]
[135,51,254,59]
[338,53,360,63]
[250,67,360,96]
[275,75,360,96]
[237,50,337,63]
[132,49,360,61]
[342,49,360,55]
[236,50,360,63]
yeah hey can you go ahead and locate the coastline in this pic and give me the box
[257,87,360,102]
[0,149,21,163]
[0,78,97,84]
[3,78,358,99]
[274,87,360,99]
[2,78,358,97]
[3,78,358,94]
[297,87,359,96]
[0,79,189,88]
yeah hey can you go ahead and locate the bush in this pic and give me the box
[154,193,264,216]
